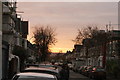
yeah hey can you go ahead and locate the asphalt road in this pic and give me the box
[69,70,89,80]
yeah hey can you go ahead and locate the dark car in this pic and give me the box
[89,67,106,80]
[26,64,39,67]
[84,66,94,76]
[81,66,87,75]
[39,64,58,70]
[78,66,84,74]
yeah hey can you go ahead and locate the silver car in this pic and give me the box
[23,67,61,79]
[12,72,58,80]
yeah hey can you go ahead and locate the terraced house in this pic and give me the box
[0,0,31,79]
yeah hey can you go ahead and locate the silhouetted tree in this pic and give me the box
[73,26,98,45]
[33,26,57,62]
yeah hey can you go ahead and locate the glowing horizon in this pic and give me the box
[27,36,74,53]
[49,47,73,53]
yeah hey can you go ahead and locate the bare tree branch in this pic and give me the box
[33,25,57,61]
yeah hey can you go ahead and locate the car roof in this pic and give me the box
[23,67,59,75]
[16,72,55,78]
[25,67,58,72]
[27,64,57,69]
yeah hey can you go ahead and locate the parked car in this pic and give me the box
[89,67,106,80]
[12,72,58,80]
[23,67,61,80]
[26,64,39,67]
[80,66,87,75]
[39,64,58,70]
[84,66,94,76]
[39,64,62,77]
[78,66,86,74]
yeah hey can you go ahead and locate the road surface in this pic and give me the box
[69,70,89,80]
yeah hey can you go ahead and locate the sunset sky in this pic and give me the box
[17,2,118,53]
